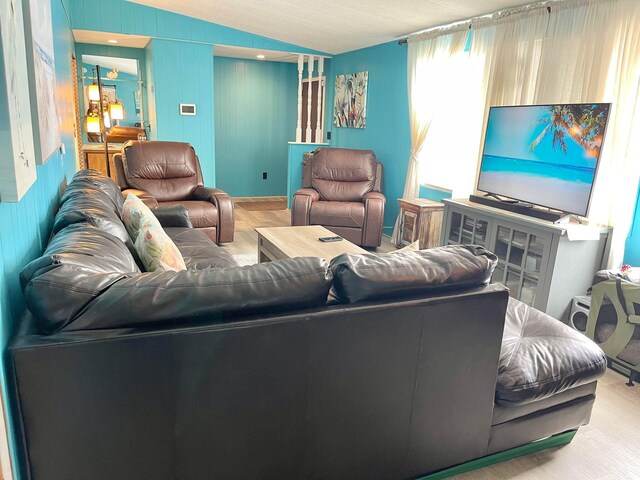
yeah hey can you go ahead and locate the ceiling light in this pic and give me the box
[256,54,265,59]
[108,39,118,44]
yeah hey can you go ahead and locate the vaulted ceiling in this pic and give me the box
[126,0,535,54]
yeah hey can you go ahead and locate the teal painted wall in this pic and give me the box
[68,0,326,189]
[0,0,78,477]
[624,185,640,265]
[327,42,411,235]
[214,58,297,196]
[148,39,216,185]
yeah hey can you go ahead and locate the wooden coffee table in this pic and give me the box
[255,226,367,262]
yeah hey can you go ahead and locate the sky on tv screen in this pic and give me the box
[478,104,609,215]
[484,105,606,168]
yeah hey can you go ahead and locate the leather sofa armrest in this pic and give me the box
[122,188,159,209]
[153,205,193,228]
[362,191,386,247]
[192,186,234,244]
[291,188,320,226]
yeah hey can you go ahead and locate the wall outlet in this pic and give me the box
[262,172,268,180]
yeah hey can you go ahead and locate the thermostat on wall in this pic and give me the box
[180,104,197,116]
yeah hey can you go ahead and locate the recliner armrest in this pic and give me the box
[361,191,386,247]
[192,186,230,201]
[153,205,193,228]
[192,186,234,244]
[291,188,320,226]
[112,153,129,189]
[122,188,158,209]
[294,188,320,201]
[363,191,386,203]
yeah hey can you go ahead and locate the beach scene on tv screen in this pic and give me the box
[478,104,609,215]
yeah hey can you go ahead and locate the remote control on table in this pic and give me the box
[319,236,343,242]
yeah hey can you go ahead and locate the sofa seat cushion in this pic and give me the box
[160,200,218,229]
[310,201,365,228]
[330,245,497,304]
[165,228,238,269]
[497,298,607,407]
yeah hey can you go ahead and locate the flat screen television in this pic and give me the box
[476,103,611,217]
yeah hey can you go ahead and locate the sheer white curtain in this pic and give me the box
[392,28,468,243]
[471,0,640,266]
[402,0,640,265]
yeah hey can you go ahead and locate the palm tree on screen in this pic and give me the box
[529,104,608,158]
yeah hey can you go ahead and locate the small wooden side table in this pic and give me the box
[396,198,444,249]
[83,144,123,181]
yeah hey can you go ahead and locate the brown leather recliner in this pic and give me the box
[291,147,385,247]
[113,141,234,244]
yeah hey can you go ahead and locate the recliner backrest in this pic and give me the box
[122,141,202,201]
[307,148,379,202]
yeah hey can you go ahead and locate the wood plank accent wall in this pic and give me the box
[214,57,297,197]
[68,0,326,189]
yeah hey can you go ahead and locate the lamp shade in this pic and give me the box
[86,115,100,133]
[87,84,100,101]
[109,102,124,120]
[103,111,111,129]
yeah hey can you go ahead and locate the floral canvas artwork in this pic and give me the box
[333,71,368,128]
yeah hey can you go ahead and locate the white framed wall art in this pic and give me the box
[0,0,38,202]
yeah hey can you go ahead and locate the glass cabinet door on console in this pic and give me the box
[444,211,490,247]
[490,224,552,309]
[440,198,611,322]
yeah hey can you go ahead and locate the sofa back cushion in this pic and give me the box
[61,169,125,211]
[20,224,140,333]
[310,148,378,202]
[53,195,131,245]
[23,254,331,333]
[123,141,200,201]
[330,245,498,304]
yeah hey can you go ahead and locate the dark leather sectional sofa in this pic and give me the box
[9,170,607,479]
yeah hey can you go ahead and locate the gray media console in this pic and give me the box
[440,199,612,322]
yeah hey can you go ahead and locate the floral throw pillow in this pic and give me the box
[122,193,162,241]
[135,226,187,272]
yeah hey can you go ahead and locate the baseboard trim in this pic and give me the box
[232,196,287,202]
[416,429,578,480]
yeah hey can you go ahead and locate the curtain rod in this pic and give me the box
[397,2,553,45]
